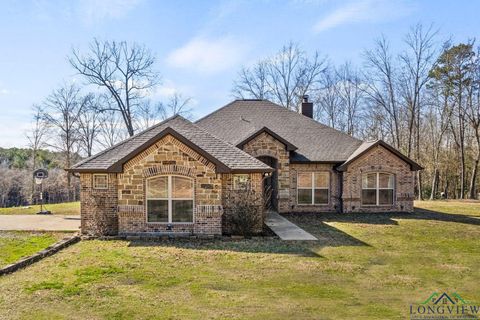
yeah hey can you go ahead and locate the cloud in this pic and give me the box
[77,0,142,25]
[0,88,9,95]
[313,0,415,33]
[166,36,249,74]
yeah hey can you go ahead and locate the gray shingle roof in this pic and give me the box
[196,99,363,162]
[69,115,272,173]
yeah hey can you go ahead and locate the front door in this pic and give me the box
[257,156,278,211]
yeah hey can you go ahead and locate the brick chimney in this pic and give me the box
[300,95,313,118]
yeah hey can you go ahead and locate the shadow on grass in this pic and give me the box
[285,207,480,228]
[126,215,371,257]
[127,237,326,258]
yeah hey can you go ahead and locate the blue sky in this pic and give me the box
[0,0,479,148]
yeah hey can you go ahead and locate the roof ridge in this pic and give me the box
[72,114,182,168]
[194,100,238,124]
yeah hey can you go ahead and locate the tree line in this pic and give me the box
[232,24,480,200]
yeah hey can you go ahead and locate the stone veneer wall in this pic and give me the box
[221,173,264,234]
[117,134,223,235]
[80,173,118,236]
[289,163,341,213]
[242,132,290,213]
[342,145,415,213]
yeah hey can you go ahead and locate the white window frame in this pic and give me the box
[297,172,330,205]
[361,172,395,206]
[93,174,108,190]
[233,174,251,190]
[146,175,194,224]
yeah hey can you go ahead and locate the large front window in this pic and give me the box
[146,176,194,223]
[297,172,329,205]
[361,172,394,206]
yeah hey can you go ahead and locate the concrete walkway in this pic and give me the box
[265,212,317,240]
[0,215,80,231]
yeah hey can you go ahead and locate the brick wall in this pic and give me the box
[342,145,415,213]
[116,134,223,235]
[80,173,118,236]
[289,163,341,213]
[242,132,291,213]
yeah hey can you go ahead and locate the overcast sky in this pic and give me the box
[1,0,479,148]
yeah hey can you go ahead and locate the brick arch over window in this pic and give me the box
[248,148,279,160]
[143,165,197,178]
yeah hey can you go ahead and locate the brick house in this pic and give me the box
[68,98,422,237]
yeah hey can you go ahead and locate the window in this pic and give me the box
[233,174,250,190]
[146,175,194,223]
[93,174,108,189]
[361,172,394,206]
[297,172,329,205]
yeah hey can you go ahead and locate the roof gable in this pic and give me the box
[236,127,297,151]
[69,116,272,173]
[337,140,423,171]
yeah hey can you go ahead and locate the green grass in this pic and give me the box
[0,202,80,215]
[0,232,68,267]
[0,200,479,319]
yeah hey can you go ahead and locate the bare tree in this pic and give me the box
[69,39,160,136]
[232,60,270,99]
[78,93,102,157]
[398,24,438,199]
[26,104,47,202]
[41,83,83,190]
[157,93,193,120]
[232,42,327,110]
[98,108,127,148]
[315,67,343,129]
[466,47,480,199]
[363,36,402,149]
[336,62,365,136]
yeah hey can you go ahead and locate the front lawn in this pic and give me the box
[0,202,80,215]
[0,232,68,268]
[0,200,479,319]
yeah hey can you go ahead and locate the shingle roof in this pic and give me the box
[337,140,423,171]
[69,115,272,173]
[196,99,363,162]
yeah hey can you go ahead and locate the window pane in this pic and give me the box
[314,189,328,204]
[147,200,168,222]
[298,173,312,188]
[315,172,329,188]
[172,200,193,222]
[172,176,193,199]
[362,173,377,188]
[147,177,168,198]
[379,189,394,205]
[94,175,108,189]
[379,173,394,189]
[234,174,250,190]
[361,190,376,205]
[298,189,312,204]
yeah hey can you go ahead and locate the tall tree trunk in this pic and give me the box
[430,168,439,200]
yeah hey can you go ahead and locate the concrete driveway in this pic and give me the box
[0,215,80,231]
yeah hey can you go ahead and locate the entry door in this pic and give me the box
[257,156,278,211]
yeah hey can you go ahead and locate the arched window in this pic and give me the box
[146,175,194,223]
[361,172,394,206]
